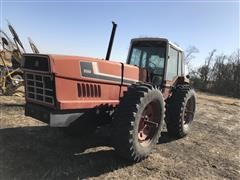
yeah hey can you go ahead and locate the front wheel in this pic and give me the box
[111,84,165,162]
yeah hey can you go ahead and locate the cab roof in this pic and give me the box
[131,37,184,52]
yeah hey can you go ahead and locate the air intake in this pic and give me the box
[77,83,101,98]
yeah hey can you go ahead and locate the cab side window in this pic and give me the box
[178,52,182,76]
[166,47,178,80]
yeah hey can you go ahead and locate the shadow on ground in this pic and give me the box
[0,125,174,180]
[1,104,24,108]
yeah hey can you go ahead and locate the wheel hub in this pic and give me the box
[138,103,159,146]
[183,96,195,125]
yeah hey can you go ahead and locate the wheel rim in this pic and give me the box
[138,102,160,147]
[183,96,196,127]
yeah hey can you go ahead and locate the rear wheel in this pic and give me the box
[165,86,196,138]
[111,84,165,162]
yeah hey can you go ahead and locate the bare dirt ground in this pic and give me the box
[0,92,239,180]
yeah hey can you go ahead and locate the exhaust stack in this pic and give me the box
[105,21,117,60]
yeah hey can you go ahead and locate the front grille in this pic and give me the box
[25,72,54,105]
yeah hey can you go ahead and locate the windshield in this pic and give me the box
[128,41,166,71]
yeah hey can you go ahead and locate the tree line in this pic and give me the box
[187,48,240,98]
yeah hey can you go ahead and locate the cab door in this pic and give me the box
[162,45,180,98]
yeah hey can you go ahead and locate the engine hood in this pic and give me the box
[23,53,140,85]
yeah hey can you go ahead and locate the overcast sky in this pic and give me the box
[1,0,239,67]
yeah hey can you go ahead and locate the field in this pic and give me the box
[0,92,239,179]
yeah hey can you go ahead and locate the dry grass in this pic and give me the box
[0,92,239,179]
[197,91,240,107]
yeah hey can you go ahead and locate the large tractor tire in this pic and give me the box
[111,84,165,162]
[165,86,196,138]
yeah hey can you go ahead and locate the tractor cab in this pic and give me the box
[127,38,185,87]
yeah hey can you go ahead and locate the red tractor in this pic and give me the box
[23,22,196,162]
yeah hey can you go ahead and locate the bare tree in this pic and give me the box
[197,49,216,90]
[184,46,199,65]
[232,49,240,97]
[205,49,216,68]
[191,49,240,98]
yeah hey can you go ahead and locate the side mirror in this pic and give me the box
[186,74,190,79]
[2,37,9,48]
